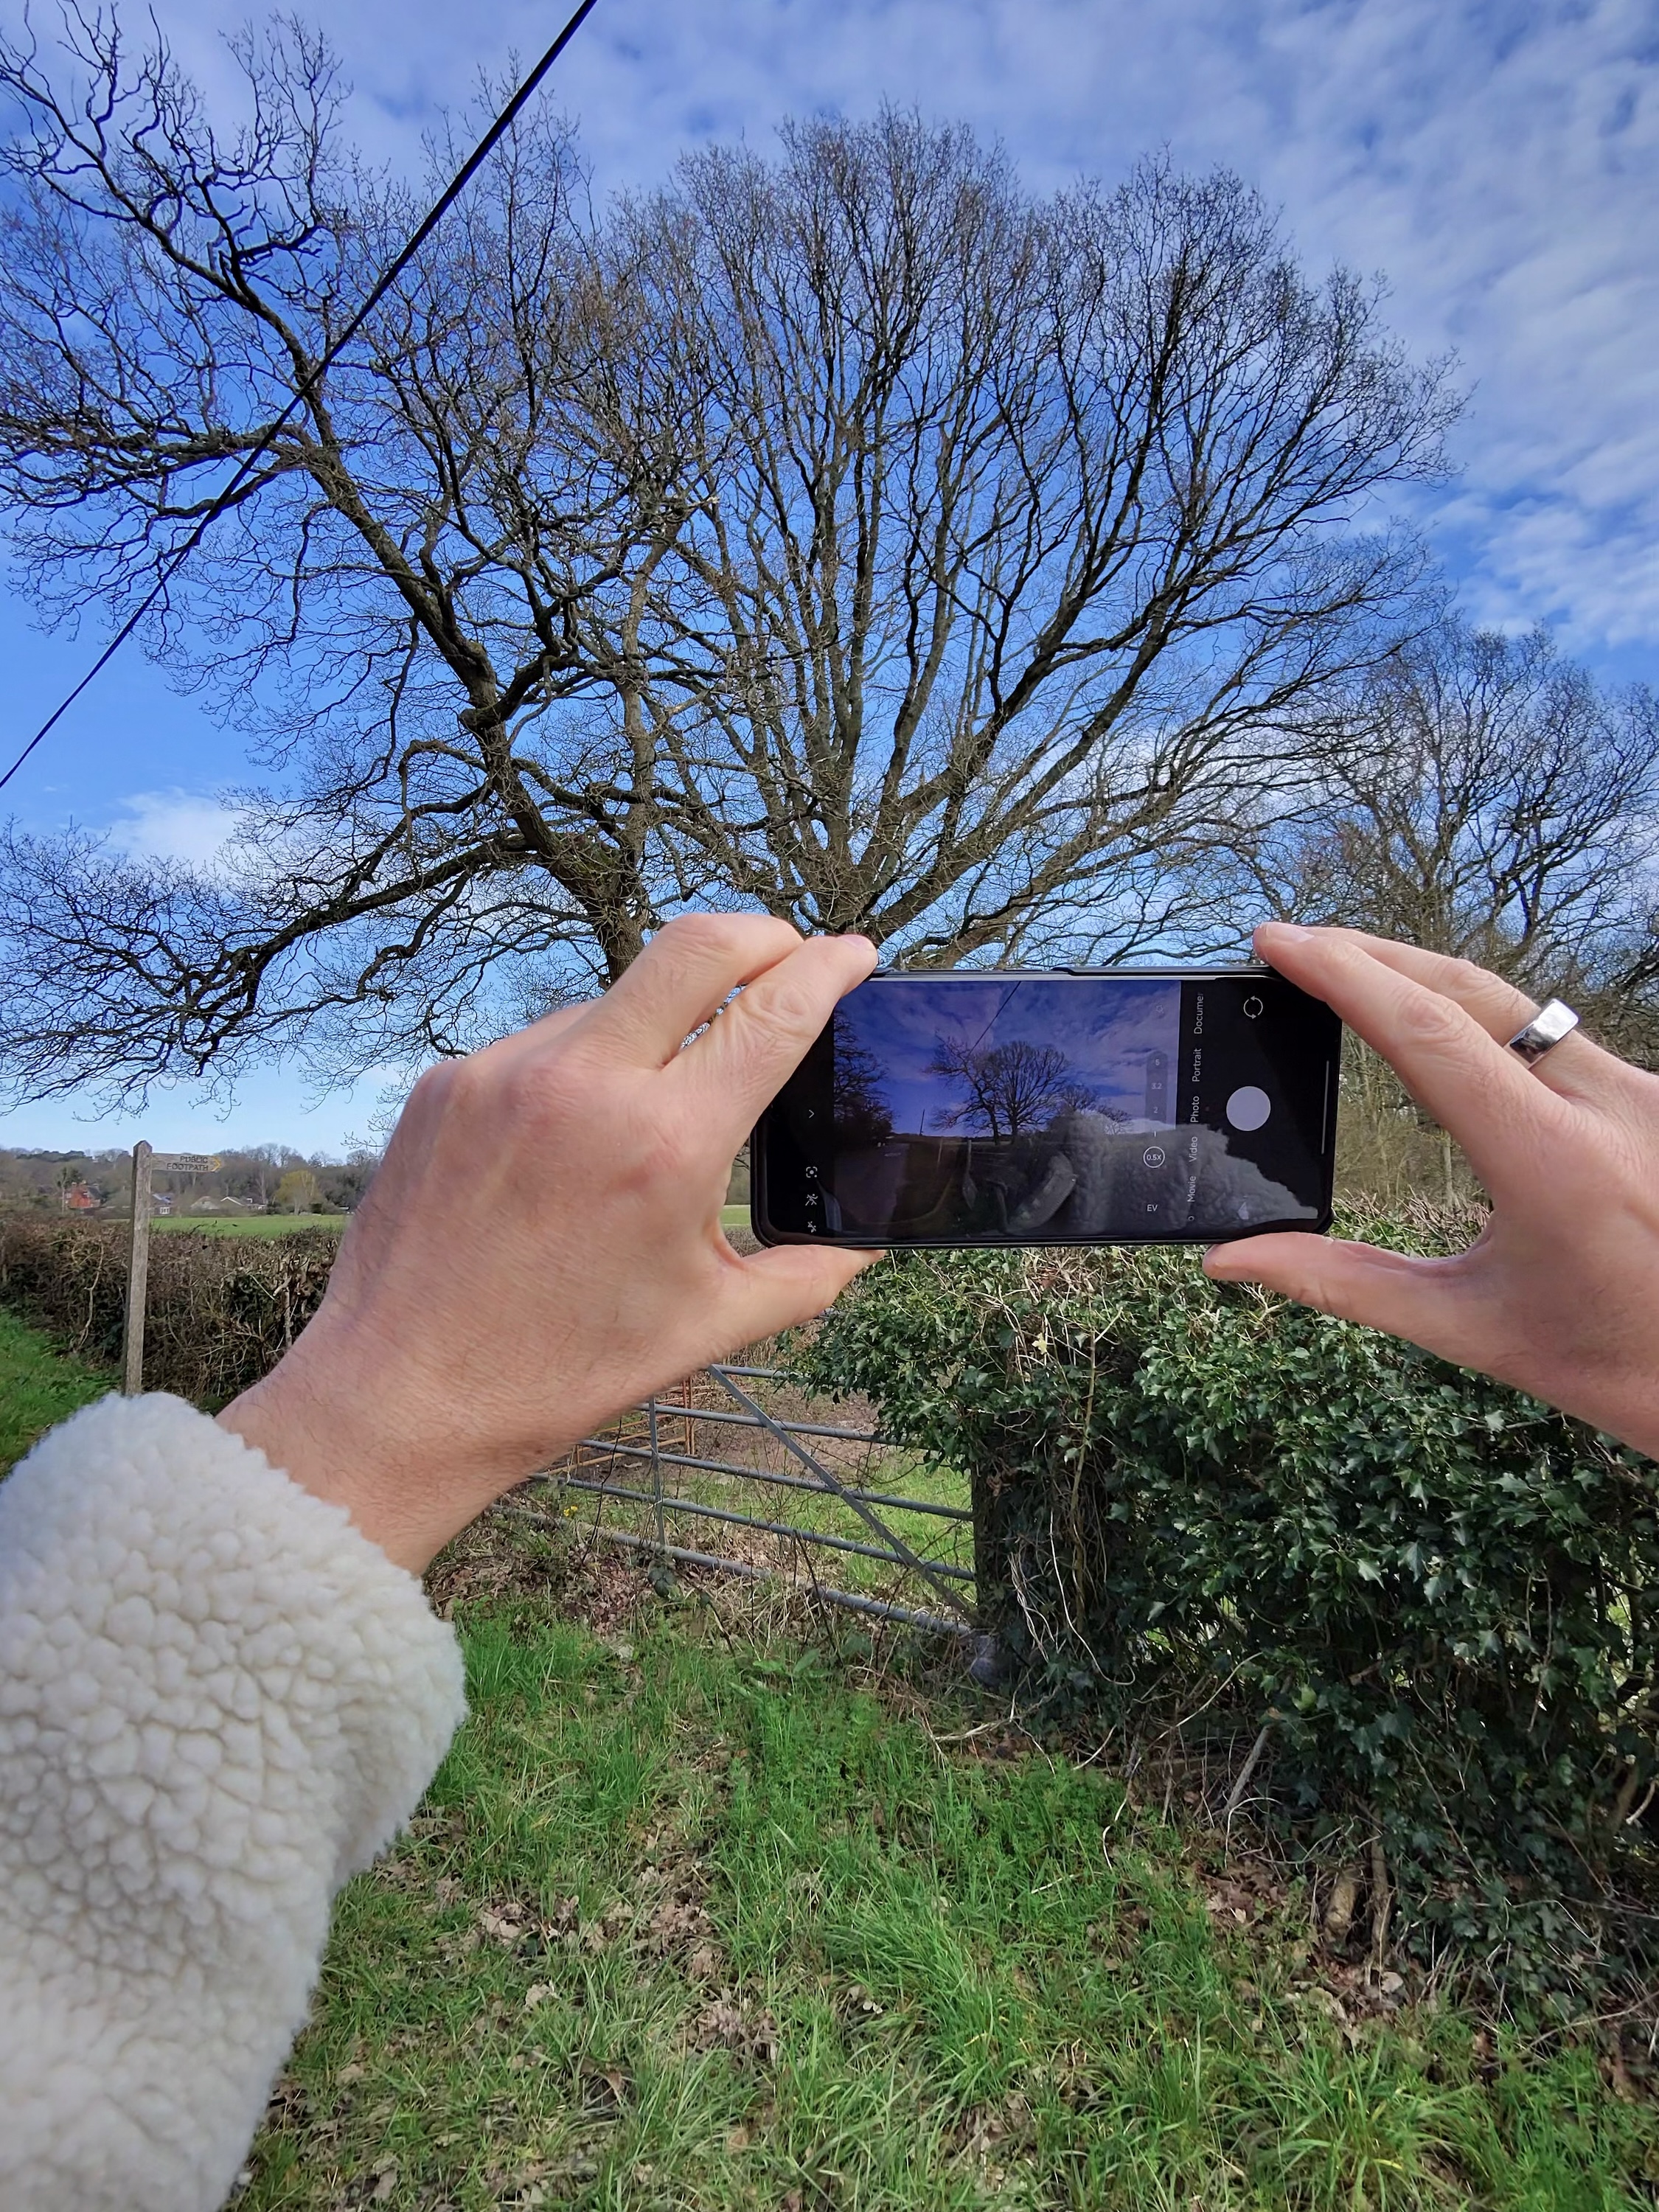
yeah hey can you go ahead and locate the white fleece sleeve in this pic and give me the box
[0,1391,468,2212]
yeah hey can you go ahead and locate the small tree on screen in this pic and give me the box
[925,1037,1098,1140]
[833,1034,894,1145]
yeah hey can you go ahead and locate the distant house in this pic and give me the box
[62,1182,100,1213]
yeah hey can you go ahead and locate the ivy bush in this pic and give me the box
[796,1207,1659,1988]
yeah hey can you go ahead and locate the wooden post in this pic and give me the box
[122,1141,153,1395]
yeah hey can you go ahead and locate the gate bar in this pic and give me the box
[555,1521,975,1638]
[559,1475,975,1577]
[712,1369,976,1623]
[562,1439,971,1520]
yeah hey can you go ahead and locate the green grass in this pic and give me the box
[720,1204,751,1232]
[237,1596,1659,2211]
[153,1212,347,1236]
[2,1293,1649,2204]
[759,1451,972,1590]
[0,1304,110,1474]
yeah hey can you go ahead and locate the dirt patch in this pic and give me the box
[424,1503,653,1638]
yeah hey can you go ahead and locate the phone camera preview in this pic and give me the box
[773,969,1332,1244]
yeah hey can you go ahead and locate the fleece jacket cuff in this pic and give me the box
[0,1390,467,2212]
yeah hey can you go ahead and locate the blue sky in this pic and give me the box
[3,0,1658,1150]
[840,978,1181,1135]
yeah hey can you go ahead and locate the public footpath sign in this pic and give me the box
[121,1147,225,1392]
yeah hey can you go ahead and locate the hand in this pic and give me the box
[220,917,880,1571]
[1205,922,1659,1462]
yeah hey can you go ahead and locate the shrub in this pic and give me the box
[795,1206,1659,1989]
[0,1216,335,1405]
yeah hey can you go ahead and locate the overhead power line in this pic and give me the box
[0,0,605,796]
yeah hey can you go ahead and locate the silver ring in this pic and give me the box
[1506,998,1579,1065]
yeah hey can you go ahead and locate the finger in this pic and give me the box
[1249,922,1571,1194]
[717,1242,883,1351]
[679,933,880,1134]
[1284,928,1605,1101]
[578,912,805,1067]
[1203,1232,1483,1366]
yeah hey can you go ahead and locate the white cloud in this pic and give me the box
[4,0,1656,658]
[289,0,1659,661]
[107,790,241,869]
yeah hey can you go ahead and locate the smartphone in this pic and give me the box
[751,966,1340,1247]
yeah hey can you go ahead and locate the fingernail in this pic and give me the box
[1259,920,1311,942]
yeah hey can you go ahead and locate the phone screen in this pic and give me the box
[754,970,1339,1245]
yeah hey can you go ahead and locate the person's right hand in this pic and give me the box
[1206,923,1659,1463]
[219,915,880,1573]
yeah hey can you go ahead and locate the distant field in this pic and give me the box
[159,1210,748,1237]
[153,1214,347,1237]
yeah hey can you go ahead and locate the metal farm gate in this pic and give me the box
[525,1366,977,1636]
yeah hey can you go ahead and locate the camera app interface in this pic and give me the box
[804,975,1326,1242]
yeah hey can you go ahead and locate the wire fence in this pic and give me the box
[527,1365,978,1636]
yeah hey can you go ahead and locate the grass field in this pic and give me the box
[2,1305,1653,2206]
[0,1304,110,1472]
[153,1212,347,1236]
[235,1583,1659,2211]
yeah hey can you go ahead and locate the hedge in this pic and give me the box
[795,1206,1659,1992]
[0,1216,335,1405]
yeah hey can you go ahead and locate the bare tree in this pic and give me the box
[1220,617,1659,1192]
[925,1036,1097,1139]
[832,1032,894,1145]
[621,119,1454,961]
[0,13,1455,1105]
[1231,619,1659,990]
[0,10,692,1099]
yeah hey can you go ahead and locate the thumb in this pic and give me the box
[720,1242,884,1349]
[1204,1233,1470,1358]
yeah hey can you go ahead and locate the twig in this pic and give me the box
[1223,1722,1274,1824]
[919,1717,1011,1747]
[1369,1832,1393,1978]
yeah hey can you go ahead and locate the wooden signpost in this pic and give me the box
[120,1146,224,1395]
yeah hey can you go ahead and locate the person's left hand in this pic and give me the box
[220,916,879,1572]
